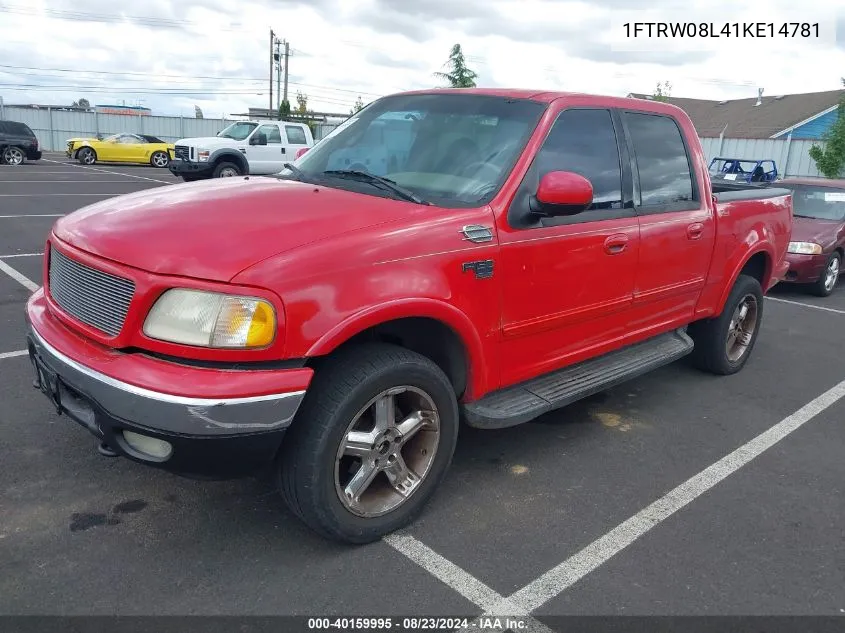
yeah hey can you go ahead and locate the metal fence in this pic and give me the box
[699,136,824,178]
[0,105,340,151]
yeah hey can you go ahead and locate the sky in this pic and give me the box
[0,0,843,118]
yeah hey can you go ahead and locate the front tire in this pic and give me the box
[809,252,840,297]
[212,161,241,178]
[150,151,169,168]
[688,274,764,375]
[278,344,459,543]
[77,147,96,165]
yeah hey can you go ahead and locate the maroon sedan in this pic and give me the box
[779,178,845,297]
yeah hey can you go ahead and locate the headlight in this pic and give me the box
[787,241,823,255]
[197,149,210,162]
[143,289,276,348]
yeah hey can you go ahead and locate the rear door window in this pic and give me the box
[623,112,696,208]
[285,125,308,145]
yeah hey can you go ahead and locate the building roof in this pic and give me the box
[627,90,845,139]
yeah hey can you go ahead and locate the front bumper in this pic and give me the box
[26,289,313,478]
[783,252,828,284]
[168,158,213,178]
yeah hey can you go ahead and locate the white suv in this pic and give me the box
[169,120,314,181]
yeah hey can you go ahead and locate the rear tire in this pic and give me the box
[278,343,459,544]
[809,252,840,297]
[212,161,241,178]
[77,147,96,165]
[688,274,764,375]
[2,146,25,165]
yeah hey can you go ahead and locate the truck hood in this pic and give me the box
[175,136,242,149]
[53,177,419,282]
[790,216,844,245]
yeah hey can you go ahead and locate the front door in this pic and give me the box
[620,110,715,337]
[113,134,147,163]
[497,107,640,387]
[247,124,285,174]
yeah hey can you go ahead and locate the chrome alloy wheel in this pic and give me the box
[824,256,840,292]
[3,146,24,165]
[334,386,440,518]
[725,294,758,362]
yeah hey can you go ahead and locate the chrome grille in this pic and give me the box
[174,145,190,161]
[48,248,135,337]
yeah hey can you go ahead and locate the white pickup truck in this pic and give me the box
[168,120,314,181]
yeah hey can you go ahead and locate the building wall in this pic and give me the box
[0,105,338,151]
[783,109,838,140]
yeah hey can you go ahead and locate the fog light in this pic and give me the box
[122,430,173,460]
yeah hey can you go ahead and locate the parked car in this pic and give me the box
[709,157,778,183]
[0,120,42,165]
[776,177,845,296]
[66,133,174,168]
[168,120,313,181]
[25,89,792,543]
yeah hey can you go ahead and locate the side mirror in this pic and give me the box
[250,132,267,146]
[295,147,310,159]
[531,171,593,216]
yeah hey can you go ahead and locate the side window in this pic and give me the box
[285,125,308,145]
[535,109,623,210]
[624,113,694,207]
[256,125,281,143]
[118,134,139,144]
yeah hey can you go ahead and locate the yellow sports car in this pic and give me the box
[65,133,174,168]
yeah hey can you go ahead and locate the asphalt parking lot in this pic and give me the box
[1,155,844,630]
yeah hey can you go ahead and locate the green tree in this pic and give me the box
[279,99,291,121]
[296,91,308,114]
[808,79,845,178]
[652,81,672,102]
[350,95,364,115]
[434,44,478,88]
[71,97,90,109]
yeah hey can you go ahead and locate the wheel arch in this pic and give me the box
[305,300,488,400]
[211,150,249,174]
[716,248,772,315]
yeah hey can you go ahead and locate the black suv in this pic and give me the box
[0,120,42,165]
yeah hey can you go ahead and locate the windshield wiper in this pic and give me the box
[281,162,307,181]
[322,169,429,205]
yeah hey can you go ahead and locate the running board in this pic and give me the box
[462,329,694,429]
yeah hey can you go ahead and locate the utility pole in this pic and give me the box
[275,39,282,111]
[269,28,275,115]
[282,40,290,106]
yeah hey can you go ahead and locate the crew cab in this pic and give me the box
[25,89,792,544]
[168,120,313,180]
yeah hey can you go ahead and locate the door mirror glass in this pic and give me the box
[533,171,593,216]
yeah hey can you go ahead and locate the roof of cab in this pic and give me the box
[390,88,693,117]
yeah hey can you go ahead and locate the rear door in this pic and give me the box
[497,107,640,386]
[620,109,715,337]
[284,124,312,158]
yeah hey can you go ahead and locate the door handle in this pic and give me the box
[604,234,628,255]
[281,147,286,154]
[687,222,704,240]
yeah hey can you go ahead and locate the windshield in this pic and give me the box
[789,184,845,220]
[218,122,258,141]
[283,93,547,207]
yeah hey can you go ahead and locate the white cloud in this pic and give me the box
[0,0,842,117]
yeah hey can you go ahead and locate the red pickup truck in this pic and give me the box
[25,89,792,543]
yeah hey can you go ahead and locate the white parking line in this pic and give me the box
[500,376,845,613]
[0,252,43,258]
[43,159,173,185]
[0,259,39,292]
[0,349,28,360]
[766,296,845,315]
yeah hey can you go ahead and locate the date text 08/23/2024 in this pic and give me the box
[623,22,820,38]
[306,617,529,631]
